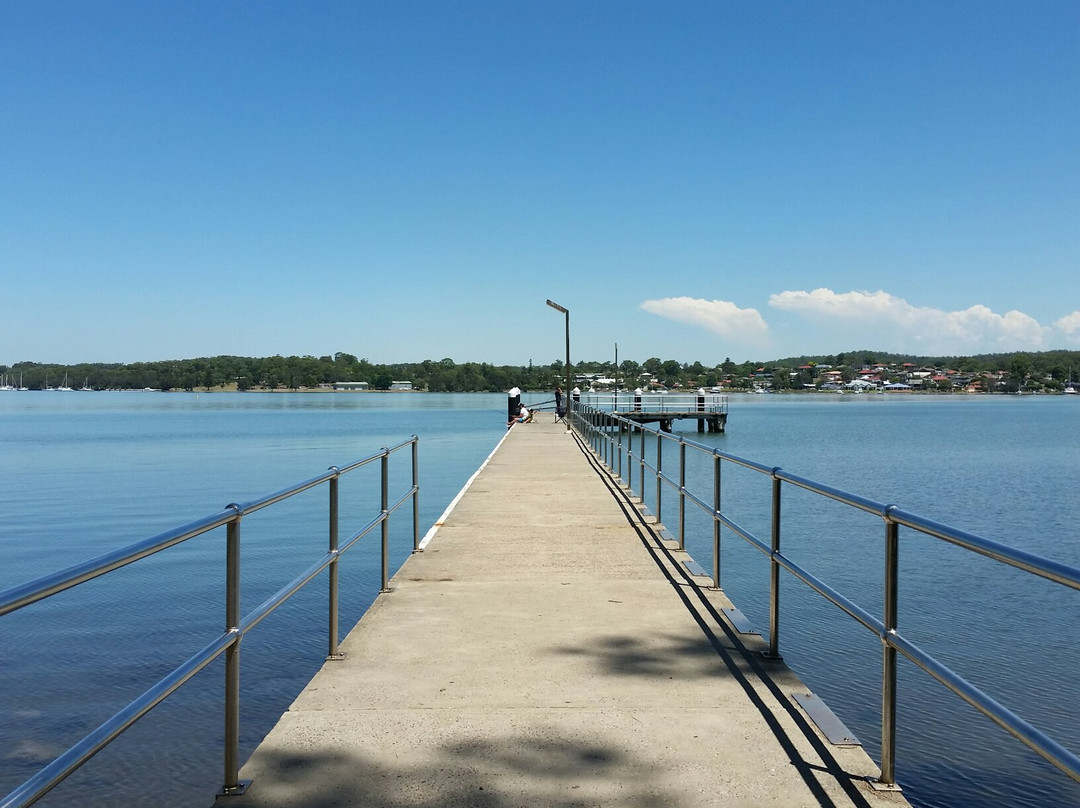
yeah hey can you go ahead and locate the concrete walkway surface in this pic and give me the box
[216,418,909,808]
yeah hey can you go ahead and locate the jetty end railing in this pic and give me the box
[576,390,727,415]
[0,436,420,808]
[570,401,1080,791]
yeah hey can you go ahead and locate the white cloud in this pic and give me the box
[769,288,1048,352]
[1054,311,1080,343]
[769,288,898,319]
[638,289,1074,359]
[639,297,769,344]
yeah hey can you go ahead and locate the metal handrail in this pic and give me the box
[573,402,1080,789]
[578,391,728,415]
[0,437,420,808]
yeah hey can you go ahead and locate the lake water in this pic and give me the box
[1,391,1077,807]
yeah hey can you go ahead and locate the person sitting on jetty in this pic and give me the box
[508,404,533,427]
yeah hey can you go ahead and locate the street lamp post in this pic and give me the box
[546,299,571,432]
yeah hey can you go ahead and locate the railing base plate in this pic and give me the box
[867,777,903,792]
[326,653,347,662]
[218,779,252,797]
[721,606,758,635]
[791,691,860,746]
[682,559,709,578]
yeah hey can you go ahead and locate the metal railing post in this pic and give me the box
[605,411,611,467]
[639,421,645,501]
[221,511,248,795]
[609,412,616,473]
[616,417,623,481]
[767,474,782,659]
[625,419,633,492]
[655,432,663,524]
[327,470,344,661]
[711,453,721,590]
[411,437,420,553]
[678,438,686,550]
[880,515,900,787]
[605,411,611,466]
[609,410,617,466]
[604,411,610,467]
[380,449,390,592]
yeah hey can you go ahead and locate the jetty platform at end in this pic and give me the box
[215,418,908,808]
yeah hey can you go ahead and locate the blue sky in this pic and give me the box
[2,1,1077,367]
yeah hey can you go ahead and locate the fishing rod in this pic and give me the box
[489,397,559,414]
[523,397,557,411]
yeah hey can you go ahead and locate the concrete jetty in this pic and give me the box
[217,419,908,808]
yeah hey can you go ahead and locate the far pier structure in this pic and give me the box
[578,390,728,433]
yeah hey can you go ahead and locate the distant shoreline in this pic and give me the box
[93,386,1069,396]
[188,384,423,393]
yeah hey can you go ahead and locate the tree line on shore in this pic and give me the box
[3,349,1079,393]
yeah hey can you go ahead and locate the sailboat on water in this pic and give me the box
[57,373,74,392]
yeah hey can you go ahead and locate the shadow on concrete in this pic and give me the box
[551,631,734,680]
[221,730,680,808]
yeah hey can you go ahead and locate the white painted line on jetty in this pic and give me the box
[417,426,514,550]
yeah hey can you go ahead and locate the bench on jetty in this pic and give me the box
[215,419,902,808]
[579,390,728,432]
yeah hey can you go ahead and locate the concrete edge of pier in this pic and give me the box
[215,418,910,808]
